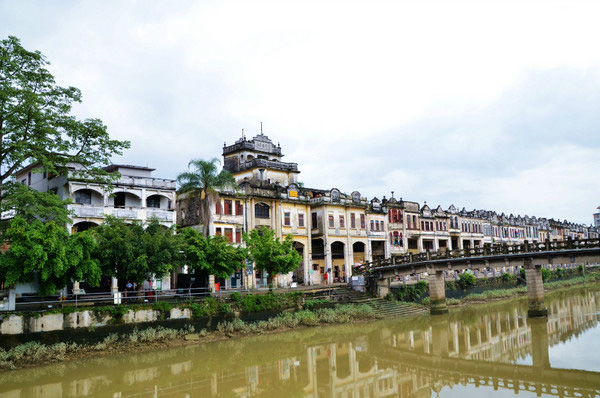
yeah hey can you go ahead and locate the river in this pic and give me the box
[1,286,599,398]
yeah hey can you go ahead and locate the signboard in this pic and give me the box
[246,259,254,276]
[289,190,298,198]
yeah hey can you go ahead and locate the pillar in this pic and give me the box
[524,258,548,317]
[428,270,448,314]
[376,277,391,297]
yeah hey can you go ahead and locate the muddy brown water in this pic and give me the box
[1,286,600,398]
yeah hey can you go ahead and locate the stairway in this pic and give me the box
[334,287,428,318]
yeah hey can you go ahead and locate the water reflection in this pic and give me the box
[1,288,599,398]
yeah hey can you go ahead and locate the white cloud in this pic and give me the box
[1,0,599,223]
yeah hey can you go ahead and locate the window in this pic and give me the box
[298,213,305,227]
[351,213,356,229]
[339,215,345,228]
[114,192,126,208]
[216,201,222,215]
[284,212,291,226]
[255,203,270,218]
[328,215,334,228]
[224,199,232,215]
[360,214,366,229]
[215,227,222,236]
[235,228,241,243]
[236,200,243,215]
[312,212,318,228]
[224,228,233,243]
[370,220,374,231]
[75,190,92,205]
[147,195,161,208]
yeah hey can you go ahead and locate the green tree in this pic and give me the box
[0,182,72,228]
[143,218,179,280]
[0,36,129,204]
[0,216,101,295]
[243,227,301,286]
[176,158,237,237]
[178,227,246,279]
[92,216,176,287]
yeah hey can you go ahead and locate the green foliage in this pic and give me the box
[92,216,175,285]
[541,267,551,282]
[0,216,101,295]
[304,299,330,310]
[176,158,237,237]
[458,272,476,289]
[0,36,129,195]
[243,227,302,284]
[0,182,73,228]
[501,272,516,283]
[520,268,526,280]
[177,227,246,279]
[152,301,173,313]
[577,264,585,275]
[396,280,429,303]
[553,267,567,279]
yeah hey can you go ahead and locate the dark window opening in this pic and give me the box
[255,203,270,219]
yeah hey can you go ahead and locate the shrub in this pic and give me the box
[541,268,551,282]
[501,273,516,283]
[458,272,476,289]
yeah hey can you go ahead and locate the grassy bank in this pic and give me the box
[0,304,376,371]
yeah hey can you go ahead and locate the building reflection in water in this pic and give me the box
[1,290,599,398]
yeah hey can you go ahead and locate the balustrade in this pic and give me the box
[365,237,600,271]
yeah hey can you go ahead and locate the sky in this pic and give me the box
[1,0,599,225]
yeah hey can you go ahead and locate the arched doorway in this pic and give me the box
[331,241,346,282]
[292,241,305,284]
[353,241,366,263]
[72,221,99,233]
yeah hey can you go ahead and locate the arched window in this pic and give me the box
[255,203,270,219]
[147,195,161,208]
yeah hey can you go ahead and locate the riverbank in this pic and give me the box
[0,304,378,371]
[3,276,600,372]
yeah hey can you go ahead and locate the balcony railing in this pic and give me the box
[147,209,175,221]
[115,176,176,190]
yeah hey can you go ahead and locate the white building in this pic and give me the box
[14,163,177,233]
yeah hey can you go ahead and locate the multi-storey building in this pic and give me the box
[177,131,600,287]
[12,162,177,292]
[14,163,177,233]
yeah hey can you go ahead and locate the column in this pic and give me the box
[345,242,353,282]
[325,241,333,285]
[428,270,448,314]
[524,258,548,317]
[376,277,391,297]
[303,245,310,285]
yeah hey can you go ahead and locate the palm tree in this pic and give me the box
[177,158,237,237]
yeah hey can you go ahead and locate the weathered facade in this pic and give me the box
[178,131,600,287]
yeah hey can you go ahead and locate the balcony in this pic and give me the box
[223,141,282,156]
[367,230,386,238]
[112,208,139,219]
[115,176,176,190]
[147,209,175,222]
[70,205,104,218]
